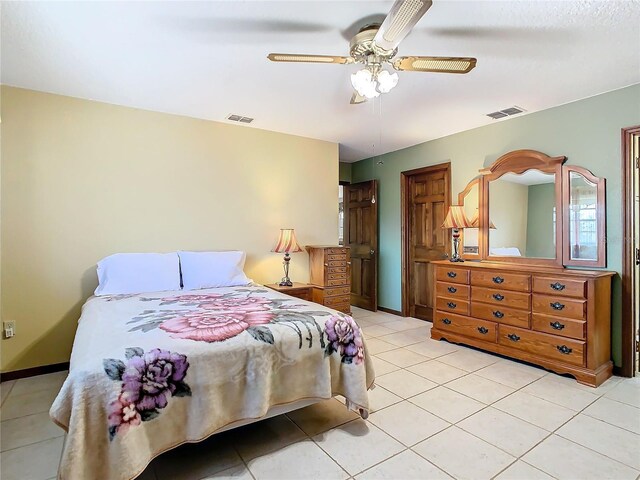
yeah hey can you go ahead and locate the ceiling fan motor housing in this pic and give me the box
[349,25,397,64]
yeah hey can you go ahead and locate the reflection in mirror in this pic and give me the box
[461,182,479,254]
[568,172,598,261]
[489,169,556,259]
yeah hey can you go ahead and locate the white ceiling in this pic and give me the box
[2,1,639,162]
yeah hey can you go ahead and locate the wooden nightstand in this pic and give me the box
[265,282,312,301]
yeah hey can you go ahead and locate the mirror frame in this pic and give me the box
[479,149,567,267]
[457,177,483,260]
[562,165,606,267]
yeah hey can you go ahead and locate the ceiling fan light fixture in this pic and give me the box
[377,70,399,93]
[351,69,380,98]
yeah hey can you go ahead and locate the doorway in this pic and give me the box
[401,163,452,320]
[622,125,640,377]
[344,180,378,311]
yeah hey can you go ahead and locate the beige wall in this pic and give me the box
[0,86,339,372]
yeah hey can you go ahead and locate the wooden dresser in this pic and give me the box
[431,260,615,386]
[307,245,351,314]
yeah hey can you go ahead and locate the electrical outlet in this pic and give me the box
[3,321,15,339]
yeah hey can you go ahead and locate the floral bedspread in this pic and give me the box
[50,286,374,480]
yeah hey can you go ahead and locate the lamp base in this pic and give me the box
[449,257,465,263]
[278,278,293,287]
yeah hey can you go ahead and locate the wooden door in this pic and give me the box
[402,164,451,320]
[344,180,378,311]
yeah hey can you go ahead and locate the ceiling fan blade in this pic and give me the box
[392,56,477,73]
[267,53,353,64]
[373,0,433,52]
[350,92,368,105]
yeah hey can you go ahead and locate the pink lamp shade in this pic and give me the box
[441,206,472,229]
[271,228,303,254]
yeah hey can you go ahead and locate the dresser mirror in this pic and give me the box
[457,177,481,259]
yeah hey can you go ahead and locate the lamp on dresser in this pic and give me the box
[271,228,303,286]
[442,205,472,262]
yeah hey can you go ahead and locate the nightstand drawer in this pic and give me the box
[328,260,346,267]
[327,278,348,286]
[324,295,350,307]
[326,272,348,281]
[327,248,348,255]
[327,254,347,261]
[328,266,347,274]
[325,286,351,297]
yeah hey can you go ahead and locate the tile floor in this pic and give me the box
[1,306,639,480]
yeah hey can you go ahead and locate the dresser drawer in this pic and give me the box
[324,286,350,297]
[532,294,586,320]
[327,278,348,286]
[324,295,350,307]
[471,287,530,310]
[436,282,470,300]
[498,325,585,366]
[327,254,347,261]
[471,303,530,329]
[436,267,470,285]
[327,260,347,267]
[435,311,497,343]
[328,266,347,274]
[326,272,348,281]
[436,297,469,315]
[533,276,586,299]
[471,271,531,292]
[327,248,347,255]
[532,313,586,341]
[330,302,351,314]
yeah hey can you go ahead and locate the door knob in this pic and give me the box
[370,249,375,256]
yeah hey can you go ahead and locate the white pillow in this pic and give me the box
[94,253,181,296]
[178,251,252,290]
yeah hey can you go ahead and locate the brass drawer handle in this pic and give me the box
[447,286,457,294]
[550,302,565,311]
[493,293,504,301]
[550,282,566,291]
[550,321,565,330]
[447,302,457,309]
[507,333,520,342]
[441,318,452,325]
[493,310,504,319]
[557,345,572,355]
[492,276,504,284]
[447,271,457,278]
[477,326,489,335]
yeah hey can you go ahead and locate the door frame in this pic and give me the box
[621,125,640,377]
[401,162,452,317]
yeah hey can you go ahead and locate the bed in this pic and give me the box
[50,284,375,480]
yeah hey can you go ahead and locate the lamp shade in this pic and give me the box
[271,228,303,253]
[441,206,472,229]
[469,209,497,229]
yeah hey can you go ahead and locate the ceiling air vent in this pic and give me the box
[486,105,526,120]
[226,114,254,124]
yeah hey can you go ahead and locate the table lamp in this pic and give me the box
[442,206,472,262]
[469,208,497,229]
[271,228,303,286]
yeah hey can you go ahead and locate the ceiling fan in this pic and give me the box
[267,0,477,104]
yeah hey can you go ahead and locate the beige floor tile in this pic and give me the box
[312,419,404,476]
[405,340,461,358]
[521,375,600,411]
[1,412,65,452]
[457,407,548,456]
[413,426,515,480]
[410,386,485,423]
[523,435,639,480]
[382,318,428,331]
[364,338,397,355]
[202,464,254,479]
[0,436,64,480]
[582,396,640,434]
[403,325,432,337]
[556,414,640,470]
[1,388,59,421]
[474,361,547,389]
[154,433,242,480]
[375,348,428,368]
[494,460,554,480]
[355,317,383,327]
[232,414,306,461]
[1,380,15,406]
[374,370,437,399]
[10,371,67,397]
[351,307,376,318]
[407,360,467,384]
[604,379,640,408]
[367,386,402,413]
[377,331,424,348]
[287,398,359,436]
[493,391,576,431]
[445,374,515,404]
[370,356,400,376]
[545,372,622,395]
[437,349,500,372]
[368,401,449,446]
[355,449,450,480]
[247,440,348,480]
[361,325,396,338]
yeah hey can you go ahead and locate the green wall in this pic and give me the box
[525,183,556,258]
[352,84,640,366]
[339,162,352,183]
